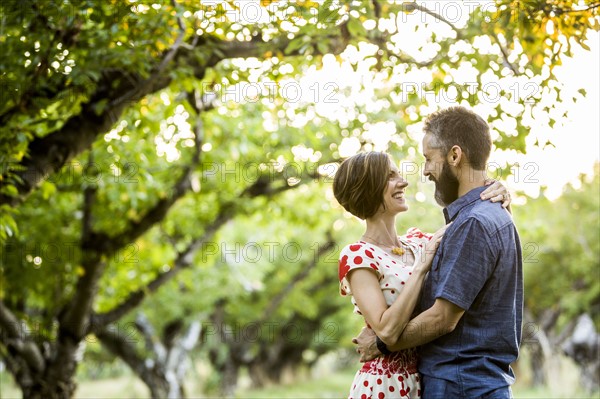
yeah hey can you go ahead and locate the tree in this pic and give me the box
[516,164,600,391]
[0,1,598,397]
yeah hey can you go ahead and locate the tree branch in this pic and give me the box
[552,3,600,14]
[402,2,463,39]
[81,152,98,243]
[53,151,105,345]
[0,345,21,379]
[2,32,347,209]
[395,53,440,68]
[69,95,204,342]
[492,33,520,75]
[53,152,107,345]
[372,0,382,19]
[58,251,106,340]
[102,89,211,255]
[90,202,236,330]
[135,313,167,364]
[0,2,83,126]
[0,300,45,372]
[0,68,156,208]
[95,324,164,392]
[258,233,335,323]
[109,0,188,110]
[89,163,318,330]
[105,134,202,254]
[0,300,24,342]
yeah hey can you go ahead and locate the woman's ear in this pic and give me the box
[447,145,462,166]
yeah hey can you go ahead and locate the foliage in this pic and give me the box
[517,163,600,329]
[1,0,598,236]
[0,0,598,397]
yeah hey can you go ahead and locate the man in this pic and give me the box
[355,106,523,398]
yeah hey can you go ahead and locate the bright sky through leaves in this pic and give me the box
[202,0,599,201]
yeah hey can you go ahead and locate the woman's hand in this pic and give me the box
[416,224,448,272]
[481,179,512,209]
[352,327,380,362]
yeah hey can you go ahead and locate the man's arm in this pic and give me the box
[356,218,492,360]
[387,297,465,351]
[355,298,465,362]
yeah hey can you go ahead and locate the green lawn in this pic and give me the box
[1,366,598,399]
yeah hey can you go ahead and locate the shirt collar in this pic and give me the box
[443,186,487,223]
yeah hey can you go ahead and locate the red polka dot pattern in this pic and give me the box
[341,228,431,399]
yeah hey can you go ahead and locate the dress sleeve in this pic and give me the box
[338,242,381,296]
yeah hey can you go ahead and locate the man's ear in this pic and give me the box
[447,145,462,166]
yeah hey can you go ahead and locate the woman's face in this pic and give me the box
[379,159,409,215]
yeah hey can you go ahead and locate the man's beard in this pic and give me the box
[432,162,459,207]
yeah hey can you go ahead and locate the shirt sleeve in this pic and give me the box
[338,242,381,296]
[434,218,497,310]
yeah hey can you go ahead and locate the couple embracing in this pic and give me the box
[333,107,523,399]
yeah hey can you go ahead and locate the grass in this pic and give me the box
[1,361,598,398]
[234,368,356,398]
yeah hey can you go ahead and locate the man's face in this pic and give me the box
[422,134,459,207]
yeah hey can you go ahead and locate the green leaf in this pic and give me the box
[40,181,57,200]
[93,99,109,115]
[285,37,305,55]
[347,18,366,38]
[316,41,328,55]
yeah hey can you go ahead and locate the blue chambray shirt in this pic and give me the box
[418,186,523,399]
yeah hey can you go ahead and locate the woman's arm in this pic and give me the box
[346,226,446,346]
[353,298,465,361]
[347,264,427,347]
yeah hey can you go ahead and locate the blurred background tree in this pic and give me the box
[516,163,600,391]
[0,0,598,398]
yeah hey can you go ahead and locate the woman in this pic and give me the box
[332,152,510,399]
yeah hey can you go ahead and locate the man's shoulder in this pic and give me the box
[462,200,513,231]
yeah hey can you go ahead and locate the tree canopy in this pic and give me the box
[0,1,598,397]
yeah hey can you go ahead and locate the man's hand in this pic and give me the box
[352,326,381,362]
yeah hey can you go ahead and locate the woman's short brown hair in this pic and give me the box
[333,152,391,220]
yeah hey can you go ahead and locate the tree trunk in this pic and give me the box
[245,337,302,388]
[163,319,201,398]
[248,354,303,388]
[206,340,245,397]
[220,359,241,398]
[527,327,551,387]
[562,314,600,393]
[21,379,77,399]
[96,323,169,399]
[8,345,80,399]
[1,302,83,399]
[523,308,558,387]
[97,314,201,399]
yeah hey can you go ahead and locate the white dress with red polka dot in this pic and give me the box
[339,228,433,399]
